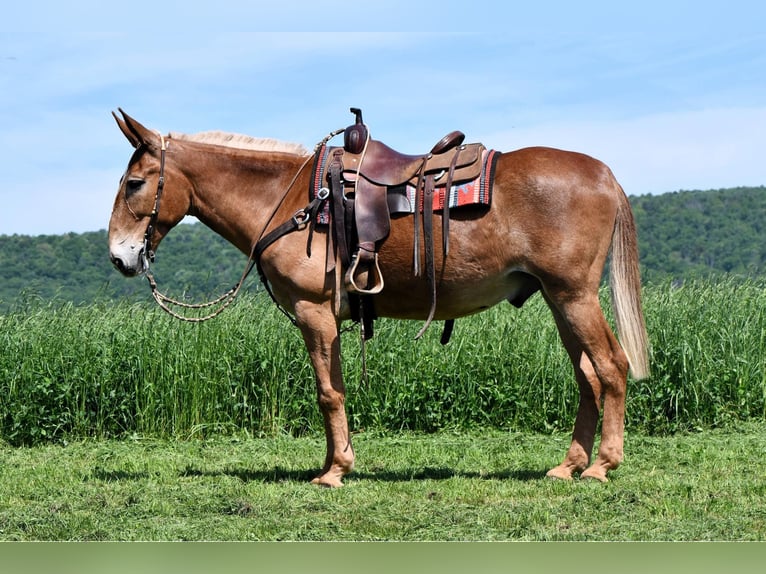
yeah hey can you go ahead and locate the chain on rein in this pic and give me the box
[140,129,342,323]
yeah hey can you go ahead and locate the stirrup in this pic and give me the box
[345,251,384,295]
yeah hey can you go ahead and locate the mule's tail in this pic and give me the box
[610,188,651,380]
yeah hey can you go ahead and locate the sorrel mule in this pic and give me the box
[108,110,650,486]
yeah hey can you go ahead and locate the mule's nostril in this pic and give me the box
[110,254,126,272]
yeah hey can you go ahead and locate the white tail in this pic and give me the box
[609,190,651,380]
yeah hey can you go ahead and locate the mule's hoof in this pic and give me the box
[546,466,575,481]
[311,474,345,488]
[580,466,609,483]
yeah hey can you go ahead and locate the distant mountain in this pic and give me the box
[1,186,764,309]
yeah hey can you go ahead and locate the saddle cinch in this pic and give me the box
[322,108,489,340]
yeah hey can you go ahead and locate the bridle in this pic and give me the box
[137,133,247,322]
[138,129,340,323]
[140,133,168,271]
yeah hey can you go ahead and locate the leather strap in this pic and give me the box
[253,192,330,326]
[412,159,427,276]
[416,174,437,339]
[442,146,461,258]
[329,150,349,270]
[441,319,455,345]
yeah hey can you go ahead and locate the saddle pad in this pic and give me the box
[310,146,500,224]
[405,148,499,213]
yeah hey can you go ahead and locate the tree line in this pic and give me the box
[0,185,764,309]
[631,186,766,281]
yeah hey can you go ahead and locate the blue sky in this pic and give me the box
[1,1,764,235]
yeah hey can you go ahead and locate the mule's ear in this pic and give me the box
[113,108,161,149]
[113,109,141,148]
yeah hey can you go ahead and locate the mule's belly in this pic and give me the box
[368,269,539,320]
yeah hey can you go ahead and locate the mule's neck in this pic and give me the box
[176,142,313,256]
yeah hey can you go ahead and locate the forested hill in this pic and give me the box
[0,185,764,308]
[0,225,250,309]
[630,186,766,281]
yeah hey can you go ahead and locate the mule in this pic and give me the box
[108,109,650,486]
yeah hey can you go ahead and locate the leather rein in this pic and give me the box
[140,130,340,323]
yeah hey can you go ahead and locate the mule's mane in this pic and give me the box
[170,130,309,155]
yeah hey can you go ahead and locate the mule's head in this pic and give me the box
[108,109,192,276]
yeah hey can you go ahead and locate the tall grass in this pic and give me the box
[635,279,766,430]
[1,279,764,444]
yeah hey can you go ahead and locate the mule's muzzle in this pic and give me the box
[110,251,144,277]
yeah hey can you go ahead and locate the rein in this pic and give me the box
[142,129,342,323]
[141,133,253,322]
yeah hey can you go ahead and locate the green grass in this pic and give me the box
[1,278,765,444]
[1,278,766,541]
[1,423,765,540]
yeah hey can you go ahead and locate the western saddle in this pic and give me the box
[321,108,488,341]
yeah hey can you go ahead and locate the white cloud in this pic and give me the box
[487,107,766,195]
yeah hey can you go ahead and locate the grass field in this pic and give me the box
[1,279,765,443]
[1,423,765,541]
[1,279,765,542]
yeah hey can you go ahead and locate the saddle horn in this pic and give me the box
[344,107,368,154]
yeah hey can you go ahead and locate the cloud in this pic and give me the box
[487,106,766,194]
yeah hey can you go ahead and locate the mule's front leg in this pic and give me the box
[296,302,354,487]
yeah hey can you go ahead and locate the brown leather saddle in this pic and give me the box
[324,108,488,339]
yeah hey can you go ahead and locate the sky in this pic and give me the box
[1,1,764,236]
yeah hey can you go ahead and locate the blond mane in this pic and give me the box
[170,130,309,155]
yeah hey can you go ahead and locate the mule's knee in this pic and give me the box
[316,386,346,413]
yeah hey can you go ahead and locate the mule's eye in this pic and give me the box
[125,178,145,198]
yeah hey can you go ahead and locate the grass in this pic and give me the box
[1,423,765,541]
[1,278,765,543]
[1,278,766,444]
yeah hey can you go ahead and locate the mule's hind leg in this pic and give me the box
[544,300,601,480]
[546,292,630,482]
[295,301,354,487]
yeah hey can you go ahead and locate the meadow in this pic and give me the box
[1,278,765,541]
[1,424,765,541]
